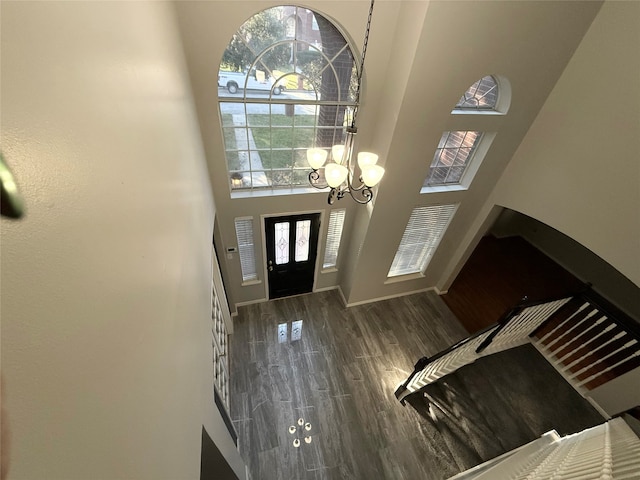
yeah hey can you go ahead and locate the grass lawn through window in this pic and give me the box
[249,114,316,169]
[222,113,317,170]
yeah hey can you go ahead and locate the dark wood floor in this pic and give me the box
[229,289,603,480]
[443,235,585,333]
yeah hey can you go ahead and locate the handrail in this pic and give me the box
[581,287,640,341]
[396,290,582,404]
[526,283,640,342]
[475,297,527,354]
[394,322,499,402]
[527,283,593,338]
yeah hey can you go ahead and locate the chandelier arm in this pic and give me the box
[345,175,369,193]
[327,188,338,205]
[347,186,373,204]
[309,170,328,190]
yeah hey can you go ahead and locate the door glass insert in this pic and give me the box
[275,222,290,264]
[295,220,311,262]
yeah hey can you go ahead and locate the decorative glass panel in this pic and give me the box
[274,222,290,265]
[295,220,311,262]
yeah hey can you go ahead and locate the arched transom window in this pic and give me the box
[454,75,498,110]
[218,6,358,192]
[423,75,504,190]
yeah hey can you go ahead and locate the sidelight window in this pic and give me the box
[323,209,346,269]
[234,217,258,282]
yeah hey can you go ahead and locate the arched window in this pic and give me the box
[424,75,506,189]
[454,75,498,110]
[218,6,358,192]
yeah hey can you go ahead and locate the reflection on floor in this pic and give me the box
[229,290,603,480]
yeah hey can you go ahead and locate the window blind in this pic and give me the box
[388,204,457,277]
[323,209,346,269]
[234,217,257,282]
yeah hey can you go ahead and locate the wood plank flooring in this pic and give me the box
[442,235,585,333]
[229,289,603,480]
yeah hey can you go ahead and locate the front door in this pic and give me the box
[265,213,320,299]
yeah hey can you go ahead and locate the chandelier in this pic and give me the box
[307,0,384,205]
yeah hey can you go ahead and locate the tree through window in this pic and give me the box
[218,6,359,192]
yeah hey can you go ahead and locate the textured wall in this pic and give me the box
[1,2,243,479]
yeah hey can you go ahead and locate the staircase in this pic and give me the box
[530,293,640,395]
[447,417,640,480]
[396,287,640,412]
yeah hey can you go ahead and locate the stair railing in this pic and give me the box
[531,286,640,394]
[394,322,499,405]
[395,294,573,404]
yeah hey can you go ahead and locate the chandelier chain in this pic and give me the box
[352,0,375,127]
[306,0,383,205]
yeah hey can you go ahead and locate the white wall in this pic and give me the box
[491,1,640,289]
[343,0,603,305]
[491,210,640,320]
[0,2,244,479]
[176,1,603,308]
[174,0,401,306]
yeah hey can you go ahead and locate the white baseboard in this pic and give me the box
[232,286,440,311]
[313,285,339,293]
[344,287,436,308]
[234,297,269,310]
[434,286,448,295]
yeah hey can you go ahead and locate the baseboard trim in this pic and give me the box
[434,286,448,295]
[234,297,269,310]
[313,285,339,293]
[344,287,436,308]
[232,286,440,311]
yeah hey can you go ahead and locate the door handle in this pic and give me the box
[268,266,273,271]
[268,260,273,271]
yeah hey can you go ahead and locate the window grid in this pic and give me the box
[323,209,346,269]
[234,217,258,282]
[424,131,482,187]
[455,75,498,110]
[388,204,458,277]
[219,6,359,192]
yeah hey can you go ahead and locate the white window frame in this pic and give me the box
[421,132,496,194]
[219,6,359,196]
[450,75,511,115]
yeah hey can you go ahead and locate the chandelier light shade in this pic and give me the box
[307,0,384,205]
[307,149,328,170]
[325,163,349,188]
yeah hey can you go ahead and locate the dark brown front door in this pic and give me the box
[264,213,320,299]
